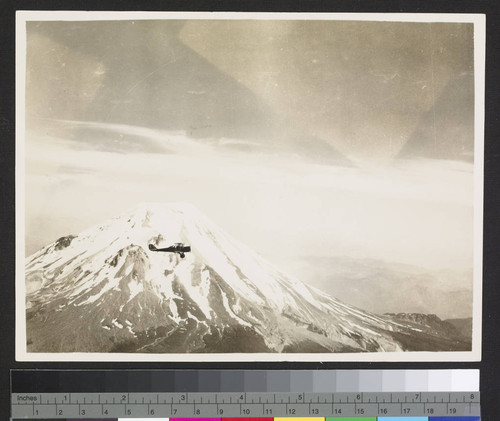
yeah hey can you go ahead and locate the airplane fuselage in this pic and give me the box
[148,243,191,258]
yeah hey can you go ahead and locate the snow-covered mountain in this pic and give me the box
[25,203,471,353]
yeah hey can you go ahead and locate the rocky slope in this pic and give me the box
[25,203,470,354]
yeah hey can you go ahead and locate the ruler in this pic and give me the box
[11,391,480,419]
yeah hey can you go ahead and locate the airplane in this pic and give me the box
[148,242,191,258]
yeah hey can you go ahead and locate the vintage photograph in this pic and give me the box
[16,12,484,361]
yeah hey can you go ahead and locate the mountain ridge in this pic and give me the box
[25,202,471,354]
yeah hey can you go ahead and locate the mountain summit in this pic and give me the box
[25,203,470,354]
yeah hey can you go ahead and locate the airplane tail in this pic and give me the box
[148,244,158,251]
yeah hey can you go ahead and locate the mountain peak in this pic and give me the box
[25,203,472,354]
[124,202,205,225]
[101,201,211,248]
[133,201,201,215]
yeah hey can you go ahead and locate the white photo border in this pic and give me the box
[15,11,485,362]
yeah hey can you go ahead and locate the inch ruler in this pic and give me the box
[12,391,480,419]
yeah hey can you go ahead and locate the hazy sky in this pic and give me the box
[26,19,474,161]
[25,120,473,271]
[23,18,477,283]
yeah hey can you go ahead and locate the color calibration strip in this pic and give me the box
[10,417,482,421]
[130,417,482,420]
[11,370,479,393]
[117,417,480,421]
[11,391,480,418]
[11,370,480,419]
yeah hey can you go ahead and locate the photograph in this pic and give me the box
[16,12,484,361]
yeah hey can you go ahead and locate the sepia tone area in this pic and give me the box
[21,18,477,356]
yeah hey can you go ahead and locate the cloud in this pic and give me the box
[24,122,474,273]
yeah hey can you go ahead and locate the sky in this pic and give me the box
[25,19,474,162]
[21,18,478,316]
